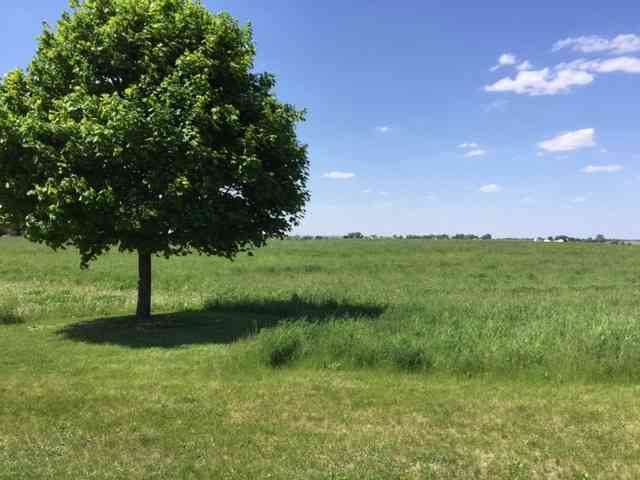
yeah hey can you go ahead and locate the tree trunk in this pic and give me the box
[136,251,152,320]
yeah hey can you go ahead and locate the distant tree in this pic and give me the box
[595,234,606,243]
[0,0,309,319]
[481,234,492,240]
[344,232,364,239]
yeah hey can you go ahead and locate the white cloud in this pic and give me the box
[490,52,518,71]
[573,196,587,203]
[458,142,479,149]
[516,60,533,71]
[593,56,640,73]
[538,128,596,152]
[379,191,390,197]
[499,53,518,65]
[465,149,486,158]
[485,36,640,96]
[559,57,640,74]
[582,164,623,173]
[362,189,372,193]
[479,184,502,193]
[375,126,391,133]
[553,34,640,55]
[522,196,534,203]
[485,67,594,95]
[322,171,356,180]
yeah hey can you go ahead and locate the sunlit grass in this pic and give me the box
[2,237,640,478]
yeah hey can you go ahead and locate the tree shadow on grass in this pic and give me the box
[56,296,386,349]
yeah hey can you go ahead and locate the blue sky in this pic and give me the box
[2,1,639,238]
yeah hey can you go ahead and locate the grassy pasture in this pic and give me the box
[1,237,640,478]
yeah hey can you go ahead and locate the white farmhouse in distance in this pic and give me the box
[533,237,566,243]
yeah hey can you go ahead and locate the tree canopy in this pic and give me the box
[0,0,309,316]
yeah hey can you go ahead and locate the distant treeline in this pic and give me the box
[289,233,634,245]
[1,228,634,246]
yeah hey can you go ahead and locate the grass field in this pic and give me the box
[1,237,640,478]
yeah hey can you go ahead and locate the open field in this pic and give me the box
[2,237,640,478]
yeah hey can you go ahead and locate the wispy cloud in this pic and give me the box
[479,184,502,193]
[516,60,533,71]
[375,126,391,133]
[558,57,640,74]
[458,142,479,149]
[486,34,640,96]
[538,128,596,152]
[465,149,486,158]
[582,164,623,174]
[322,171,356,180]
[573,196,587,203]
[485,67,594,96]
[490,53,518,71]
[379,191,390,197]
[553,34,640,55]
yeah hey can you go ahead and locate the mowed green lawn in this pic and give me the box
[1,237,640,479]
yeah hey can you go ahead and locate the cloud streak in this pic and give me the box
[538,128,596,152]
[479,184,502,193]
[553,34,640,55]
[582,164,623,173]
[485,67,594,96]
[486,34,640,95]
[557,57,640,74]
[490,53,518,71]
[465,149,486,158]
[322,171,356,180]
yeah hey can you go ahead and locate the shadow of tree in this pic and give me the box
[57,296,386,349]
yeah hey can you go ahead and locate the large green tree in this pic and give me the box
[0,0,309,319]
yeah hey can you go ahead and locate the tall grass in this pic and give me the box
[244,307,640,379]
[2,236,640,379]
[3,237,640,477]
